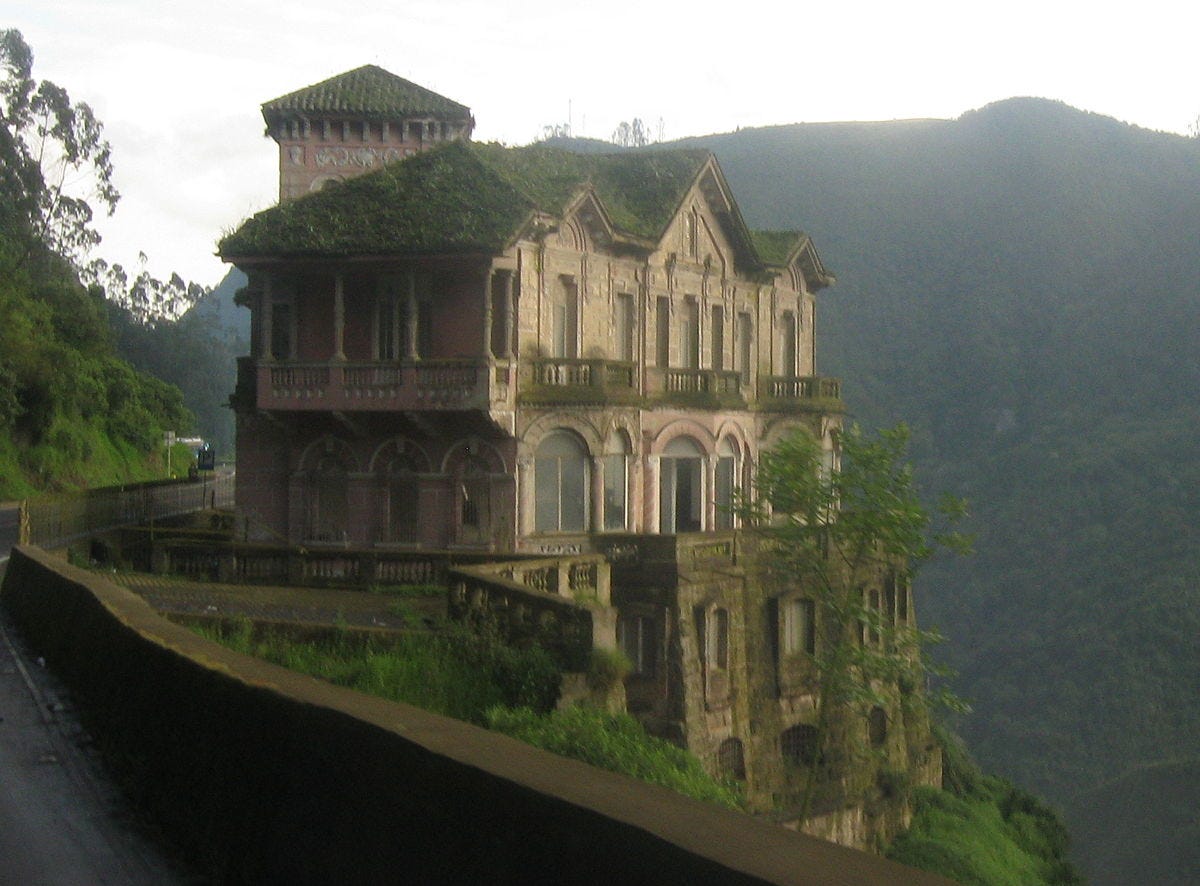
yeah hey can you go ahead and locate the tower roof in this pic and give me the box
[261,65,471,128]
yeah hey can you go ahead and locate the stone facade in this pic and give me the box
[223,68,937,850]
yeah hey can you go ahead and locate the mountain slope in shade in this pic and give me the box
[668,99,1200,885]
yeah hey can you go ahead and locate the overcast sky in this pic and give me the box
[10,0,1200,289]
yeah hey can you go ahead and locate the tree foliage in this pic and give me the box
[745,424,967,819]
[0,28,118,270]
[0,30,194,496]
[611,118,650,147]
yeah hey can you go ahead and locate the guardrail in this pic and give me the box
[19,474,235,550]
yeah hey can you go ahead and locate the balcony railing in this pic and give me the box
[520,358,639,404]
[759,375,842,409]
[249,358,498,412]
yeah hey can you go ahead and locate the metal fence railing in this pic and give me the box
[19,474,235,550]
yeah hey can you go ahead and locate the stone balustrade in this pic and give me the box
[253,358,496,411]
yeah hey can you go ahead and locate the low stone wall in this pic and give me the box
[0,546,949,885]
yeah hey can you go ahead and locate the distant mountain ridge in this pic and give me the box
[658,98,1200,885]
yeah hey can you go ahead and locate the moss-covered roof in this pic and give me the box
[218,140,829,287]
[261,65,471,126]
[220,141,711,259]
[749,229,805,266]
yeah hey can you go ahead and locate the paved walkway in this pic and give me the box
[108,573,447,632]
[0,565,196,885]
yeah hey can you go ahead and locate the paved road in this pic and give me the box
[0,552,196,884]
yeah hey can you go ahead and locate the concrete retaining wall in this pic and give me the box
[0,546,949,885]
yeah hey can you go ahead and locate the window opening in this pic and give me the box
[602,430,630,532]
[535,432,589,532]
[656,297,671,368]
[618,614,657,677]
[781,724,820,766]
[782,597,816,656]
[710,304,725,370]
[615,292,635,362]
[660,436,704,534]
[717,738,746,781]
[737,312,752,385]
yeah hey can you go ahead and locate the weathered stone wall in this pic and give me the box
[0,546,951,885]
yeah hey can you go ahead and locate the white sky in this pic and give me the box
[9,0,1200,289]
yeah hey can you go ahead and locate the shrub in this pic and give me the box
[585,646,631,691]
[485,705,742,809]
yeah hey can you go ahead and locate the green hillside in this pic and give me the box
[670,100,1200,884]
[0,29,195,497]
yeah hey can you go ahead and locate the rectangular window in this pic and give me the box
[710,304,724,370]
[782,310,798,377]
[783,597,816,656]
[376,296,398,360]
[682,298,700,369]
[615,292,635,362]
[618,615,657,676]
[553,277,579,359]
[737,311,752,385]
[655,297,671,368]
[270,301,293,360]
[712,608,729,670]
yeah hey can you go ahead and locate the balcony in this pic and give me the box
[518,358,640,406]
[244,358,505,412]
[647,367,746,408]
[757,375,843,412]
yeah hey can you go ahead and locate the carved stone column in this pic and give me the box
[591,456,605,532]
[482,268,494,358]
[646,455,661,534]
[260,275,274,362]
[404,273,419,360]
[517,454,536,540]
[333,272,346,361]
[501,270,515,359]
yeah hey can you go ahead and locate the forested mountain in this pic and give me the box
[669,99,1200,884]
[109,269,249,457]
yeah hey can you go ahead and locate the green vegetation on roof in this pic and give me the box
[219,139,807,271]
[261,65,470,123]
[750,229,805,266]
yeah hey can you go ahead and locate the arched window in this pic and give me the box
[535,431,589,532]
[715,437,739,530]
[781,724,820,766]
[660,436,704,534]
[717,738,746,781]
[602,429,630,532]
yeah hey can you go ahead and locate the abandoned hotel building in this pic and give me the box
[220,65,939,844]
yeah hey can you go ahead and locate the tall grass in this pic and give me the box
[195,620,738,811]
[195,620,559,724]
